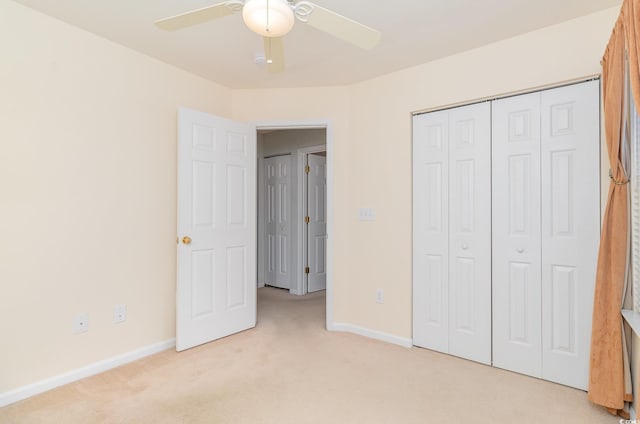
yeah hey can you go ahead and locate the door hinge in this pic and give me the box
[305,266,310,274]
[305,216,310,224]
[305,165,310,174]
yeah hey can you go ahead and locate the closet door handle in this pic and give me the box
[516,248,524,253]
[462,244,469,250]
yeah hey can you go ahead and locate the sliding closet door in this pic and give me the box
[492,92,543,377]
[448,103,492,364]
[540,81,600,390]
[413,110,450,352]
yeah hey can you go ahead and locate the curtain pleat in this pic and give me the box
[589,0,640,417]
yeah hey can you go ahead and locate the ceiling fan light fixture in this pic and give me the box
[242,0,295,37]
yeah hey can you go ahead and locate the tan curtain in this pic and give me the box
[589,0,640,417]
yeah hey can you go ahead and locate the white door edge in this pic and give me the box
[254,120,334,330]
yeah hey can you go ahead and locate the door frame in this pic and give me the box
[296,145,327,295]
[254,120,334,330]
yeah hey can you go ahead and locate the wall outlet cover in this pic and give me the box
[113,304,127,324]
[74,313,89,334]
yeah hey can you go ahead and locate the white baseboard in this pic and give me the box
[329,322,413,348]
[0,338,175,407]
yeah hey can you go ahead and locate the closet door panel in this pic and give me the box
[541,80,600,390]
[448,102,492,364]
[413,110,450,352]
[492,93,543,377]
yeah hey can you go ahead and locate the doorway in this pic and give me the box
[176,111,334,352]
[257,128,327,296]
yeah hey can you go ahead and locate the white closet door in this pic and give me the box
[540,81,600,390]
[413,109,450,352]
[448,103,492,364]
[492,92,543,377]
[264,155,291,289]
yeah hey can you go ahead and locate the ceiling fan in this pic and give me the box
[154,0,381,73]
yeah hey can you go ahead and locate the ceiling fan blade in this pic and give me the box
[155,3,234,32]
[305,3,381,50]
[264,37,285,73]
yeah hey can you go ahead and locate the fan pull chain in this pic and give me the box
[265,0,270,34]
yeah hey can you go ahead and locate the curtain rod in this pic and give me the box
[412,73,601,116]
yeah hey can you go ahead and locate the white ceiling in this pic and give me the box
[12,0,621,89]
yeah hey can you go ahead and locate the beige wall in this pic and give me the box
[233,6,620,338]
[0,0,232,392]
[1,0,623,397]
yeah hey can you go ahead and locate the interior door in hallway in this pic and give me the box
[264,155,292,289]
[307,153,327,293]
[177,107,256,352]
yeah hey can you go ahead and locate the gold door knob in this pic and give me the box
[182,236,192,245]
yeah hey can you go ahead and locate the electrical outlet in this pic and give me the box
[74,313,89,334]
[376,289,384,304]
[113,304,127,324]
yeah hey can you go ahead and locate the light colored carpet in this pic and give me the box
[2,287,618,423]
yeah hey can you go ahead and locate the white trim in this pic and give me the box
[631,405,637,421]
[622,309,640,337]
[412,74,600,116]
[0,339,175,407]
[253,119,334,330]
[257,148,266,290]
[630,81,640,312]
[329,323,413,348]
[296,145,327,296]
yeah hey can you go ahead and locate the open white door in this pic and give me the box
[177,107,256,352]
[307,153,327,292]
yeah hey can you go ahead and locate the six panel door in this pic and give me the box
[265,155,292,289]
[177,107,257,352]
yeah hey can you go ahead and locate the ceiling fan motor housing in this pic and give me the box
[242,0,295,37]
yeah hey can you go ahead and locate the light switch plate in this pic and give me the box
[359,208,376,221]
